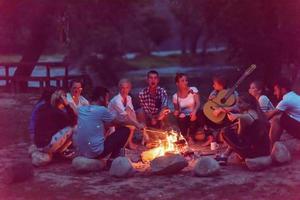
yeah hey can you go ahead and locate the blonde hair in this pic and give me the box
[118,78,131,87]
[51,90,65,107]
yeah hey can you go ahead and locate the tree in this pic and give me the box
[0,0,172,87]
[169,0,206,54]
[211,0,300,84]
[169,0,300,84]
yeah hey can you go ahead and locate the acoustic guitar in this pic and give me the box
[203,64,256,124]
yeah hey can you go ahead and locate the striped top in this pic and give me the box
[258,95,274,112]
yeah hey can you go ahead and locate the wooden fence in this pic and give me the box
[0,62,86,92]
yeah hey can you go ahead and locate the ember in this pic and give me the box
[141,129,189,162]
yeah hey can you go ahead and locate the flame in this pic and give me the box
[141,130,188,162]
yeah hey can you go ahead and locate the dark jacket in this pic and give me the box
[34,103,77,148]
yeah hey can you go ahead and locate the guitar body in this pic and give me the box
[203,89,236,124]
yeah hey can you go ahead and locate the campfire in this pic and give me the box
[141,129,190,162]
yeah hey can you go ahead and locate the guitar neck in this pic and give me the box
[224,65,256,99]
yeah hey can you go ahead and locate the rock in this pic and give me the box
[282,138,300,154]
[109,157,134,178]
[194,157,220,177]
[150,154,188,175]
[2,162,34,184]
[72,156,105,173]
[227,152,243,165]
[28,144,38,157]
[245,156,272,171]
[31,151,52,167]
[271,142,292,164]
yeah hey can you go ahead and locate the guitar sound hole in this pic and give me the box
[210,106,215,110]
[220,98,226,104]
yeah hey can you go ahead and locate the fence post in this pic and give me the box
[5,65,9,90]
[64,65,69,89]
[46,65,50,87]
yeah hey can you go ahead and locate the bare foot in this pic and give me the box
[187,137,194,145]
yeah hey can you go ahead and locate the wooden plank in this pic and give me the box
[0,62,70,68]
[0,75,85,82]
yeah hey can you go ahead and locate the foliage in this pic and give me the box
[169,0,300,83]
[0,0,299,85]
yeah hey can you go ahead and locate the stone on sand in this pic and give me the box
[109,157,134,178]
[271,142,291,164]
[150,154,188,175]
[245,156,272,171]
[194,157,220,177]
[72,156,105,173]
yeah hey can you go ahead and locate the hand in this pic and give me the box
[212,108,223,117]
[173,110,179,117]
[190,112,197,121]
[179,113,186,118]
[158,108,170,120]
[227,112,237,121]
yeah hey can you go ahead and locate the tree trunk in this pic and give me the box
[190,30,201,55]
[180,31,187,54]
[13,2,55,91]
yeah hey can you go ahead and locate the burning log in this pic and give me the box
[141,129,190,162]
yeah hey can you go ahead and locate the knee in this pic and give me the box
[270,115,281,127]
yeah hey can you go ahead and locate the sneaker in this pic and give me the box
[61,148,76,159]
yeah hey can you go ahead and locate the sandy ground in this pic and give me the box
[1,93,300,200]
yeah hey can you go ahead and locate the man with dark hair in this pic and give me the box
[66,79,89,109]
[73,86,130,168]
[138,70,169,129]
[268,78,300,147]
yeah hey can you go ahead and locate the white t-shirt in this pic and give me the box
[108,93,135,133]
[108,93,134,115]
[276,91,300,122]
[172,87,198,115]
[66,93,89,109]
[258,95,274,112]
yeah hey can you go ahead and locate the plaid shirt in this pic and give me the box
[139,86,168,117]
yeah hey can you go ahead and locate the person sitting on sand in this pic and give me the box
[28,87,55,144]
[73,86,141,169]
[138,70,170,129]
[216,93,270,163]
[173,73,200,143]
[267,78,300,148]
[108,78,145,149]
[248,80,274,116]
[199,75,238,146]
[34,89,78,160]
[66,79,89,110]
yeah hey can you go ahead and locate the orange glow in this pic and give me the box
[141,130,188,162]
